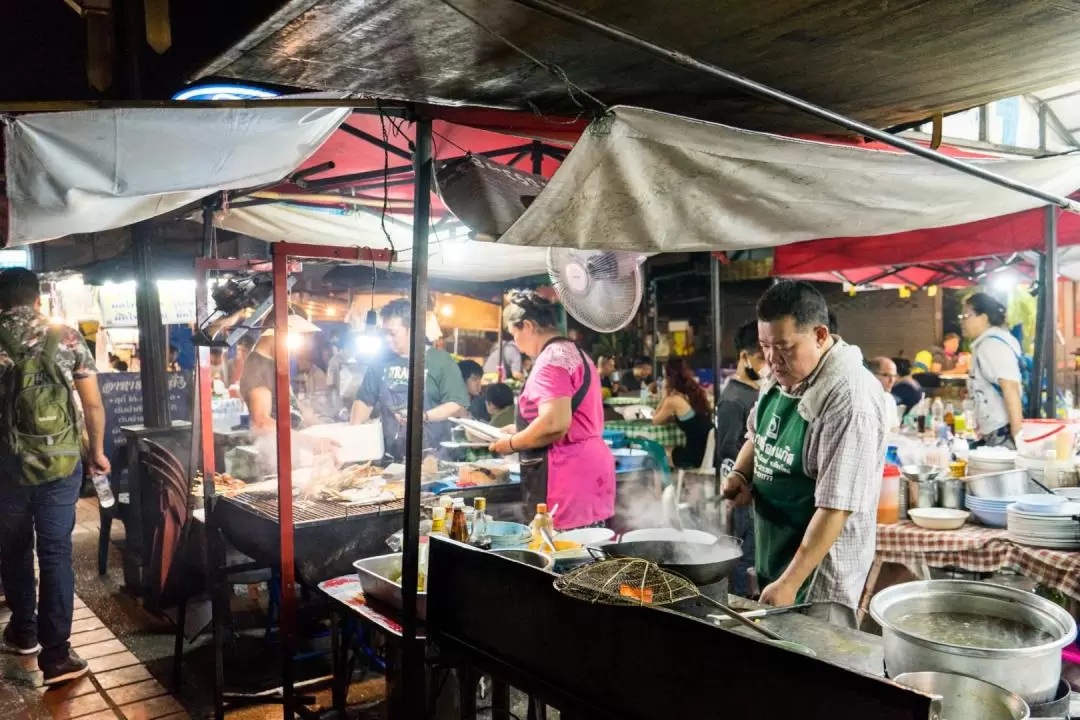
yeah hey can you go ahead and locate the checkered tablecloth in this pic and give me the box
[604,420,686,448]
[876,522,1080,603]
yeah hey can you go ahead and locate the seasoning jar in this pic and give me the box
[948,460,967,479]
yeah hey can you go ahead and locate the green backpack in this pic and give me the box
[0,327,82,484]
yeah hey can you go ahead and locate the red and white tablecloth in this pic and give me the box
[318,574,425,639]
[876,522,1080,604]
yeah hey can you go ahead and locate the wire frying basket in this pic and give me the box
[554,556,783,642]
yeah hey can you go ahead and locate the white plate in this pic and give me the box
[1007,501,1080,518]
[448,417,504,441]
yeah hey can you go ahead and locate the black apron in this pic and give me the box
[516,337,592,515]
[374,351,447,461]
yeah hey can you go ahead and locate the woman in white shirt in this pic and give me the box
[962,292,1023,448]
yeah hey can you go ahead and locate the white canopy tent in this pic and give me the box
[497,106,1080,252]
[3,103,350,245]
[211,202,551,282]
[7,103,1080,275]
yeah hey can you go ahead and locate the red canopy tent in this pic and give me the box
[771,141,1080,288]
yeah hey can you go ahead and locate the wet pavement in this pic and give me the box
[0,496,389,719]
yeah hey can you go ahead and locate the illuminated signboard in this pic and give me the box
[172,84,280,101]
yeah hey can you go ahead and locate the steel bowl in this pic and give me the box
[870,580,1077,704]
[893,672,1030,720]
[901,464,946,483]
[967,469,1039,499]
[490,548,554,572]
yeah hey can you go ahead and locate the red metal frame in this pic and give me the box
[193,245,394,713]
[268,242,395,712]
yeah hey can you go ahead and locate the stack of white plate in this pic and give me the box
[1006,500,1080,550]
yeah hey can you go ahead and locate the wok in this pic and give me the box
[602,536,743,586]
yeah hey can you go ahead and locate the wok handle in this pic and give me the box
[585,545,608,561]
[699,595,784,642]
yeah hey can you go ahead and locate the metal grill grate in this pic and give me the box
[222,493,406,525]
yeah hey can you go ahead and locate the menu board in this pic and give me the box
[96,284,197,327]
[99,372,193,464]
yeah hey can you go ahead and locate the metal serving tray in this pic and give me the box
[353,553,427,620]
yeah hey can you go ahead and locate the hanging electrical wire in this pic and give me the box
[376,101,398,273]
[437,0,608,117]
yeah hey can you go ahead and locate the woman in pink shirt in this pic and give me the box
[488,291,615,530]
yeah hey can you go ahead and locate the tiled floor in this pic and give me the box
[5,596,191,720]
[0,498,192,720]
[0,496,387,719]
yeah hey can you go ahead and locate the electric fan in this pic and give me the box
[547,248,644,332]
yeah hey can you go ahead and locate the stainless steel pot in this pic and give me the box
[939,478,966,509]
[967,469,1039,499]
[869,580,1077,704]
[893,671,1030,720]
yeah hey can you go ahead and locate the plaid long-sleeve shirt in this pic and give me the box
[747,341,887,610]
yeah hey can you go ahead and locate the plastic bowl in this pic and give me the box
[486,521,532,548]
[967,507,1009,528]
[612,448,649,470]
[907,508,970,531]
[1013,493,1068,514]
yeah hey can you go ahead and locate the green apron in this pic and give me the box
[752,386,817,602]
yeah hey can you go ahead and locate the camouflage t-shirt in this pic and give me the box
[0,307,96,398]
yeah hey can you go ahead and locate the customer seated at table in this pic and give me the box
[621,356,656,395]
[597,355,622,396]
[485,382,516,429]
[890,356,924,418]
[652,358,713,468]
[458,359,489,421]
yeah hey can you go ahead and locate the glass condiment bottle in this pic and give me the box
[450,499,469,542]
[469,497,490,548]
[430,506,448,537]
[529,502,555,547]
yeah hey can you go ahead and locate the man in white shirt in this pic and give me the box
[868,356,901,431]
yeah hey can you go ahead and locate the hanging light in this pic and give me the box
[927,285,939,297]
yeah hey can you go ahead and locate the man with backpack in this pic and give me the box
[0,268,109,685]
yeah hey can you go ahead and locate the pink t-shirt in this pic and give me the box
[518,341,615,530]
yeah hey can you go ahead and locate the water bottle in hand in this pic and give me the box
[93,474,115,509]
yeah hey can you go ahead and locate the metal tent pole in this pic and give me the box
[501,0,1080,214]
[709,256,723,470]
[1045,206,1059,418]
[270,244,297,717]
[650,280,659,382]
[400,117,433,720]
[132,222,171,428]
[1031,251,1047,419]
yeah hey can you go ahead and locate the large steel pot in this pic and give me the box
[893,671,1030,720]
[870,580,1076,705]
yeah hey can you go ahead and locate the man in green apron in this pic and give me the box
[722,281,888,628]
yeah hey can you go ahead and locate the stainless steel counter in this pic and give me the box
[678,595,886,678]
